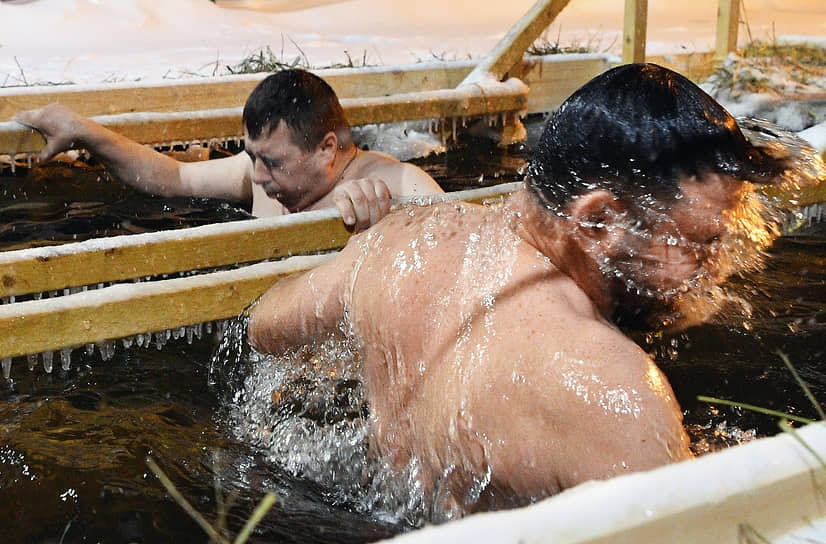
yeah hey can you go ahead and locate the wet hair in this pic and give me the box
[527,63,783,212]
[242,69,350,152]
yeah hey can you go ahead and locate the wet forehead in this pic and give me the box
[244,120,301,159]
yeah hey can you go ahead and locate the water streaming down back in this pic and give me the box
[0,118,825,540]
[210,121,826,525]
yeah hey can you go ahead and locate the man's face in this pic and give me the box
[609,174,775,331]
[244,120,327,212]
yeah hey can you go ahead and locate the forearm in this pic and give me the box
[74,118,186,197]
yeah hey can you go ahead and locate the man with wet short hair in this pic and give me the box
[247,64,788,519]
[14,69,443,230]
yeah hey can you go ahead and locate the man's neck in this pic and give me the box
[508,189,617,321]
[331,144,360,186]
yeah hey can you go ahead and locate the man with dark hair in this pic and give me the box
[247,63,791,518]
[14,69,443,229]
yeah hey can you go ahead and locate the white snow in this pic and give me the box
[1,0,824,87]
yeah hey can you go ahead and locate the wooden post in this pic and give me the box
[622,0,648,64]
[715,0,740,60]
[460,0,572,85]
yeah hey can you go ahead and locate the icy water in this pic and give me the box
[1,137,825,542]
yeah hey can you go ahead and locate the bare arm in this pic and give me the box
[248,244,358,353]
[14,103,252,203]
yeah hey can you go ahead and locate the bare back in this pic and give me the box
[340,201,691,509]
[249,198,692,515]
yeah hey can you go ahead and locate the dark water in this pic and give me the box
[0,139,825,542]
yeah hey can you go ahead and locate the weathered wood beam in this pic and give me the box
[460,0,572,85]
[623,0,648,64]
[0,208,350,299]
[0,255,331,359]
[715,0,741,60]
[0,56,614,122]
[0,82,528,155]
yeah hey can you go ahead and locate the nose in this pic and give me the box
[252,159,272,186]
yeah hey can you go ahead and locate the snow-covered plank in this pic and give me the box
[0,208,350,299]
[0,83,529,154]
[0,255,332,359]
[0,56,615,123]
[387,422,826,544]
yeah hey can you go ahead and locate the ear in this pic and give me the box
[567,190,627,255]
[317,131,338,166]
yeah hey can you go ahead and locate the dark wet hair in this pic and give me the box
[527,63,782,212]
[242,69,350,152]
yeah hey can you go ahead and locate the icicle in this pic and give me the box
[60,347,72,371]
[85,343,95,356]
[451,117,457,142]
[27,154,33,169]
[33,292,43,300]
[2,357,11,380]
[42,351,54,373]
[195,323,203,340]
[27,354,37,371]
[122,336,134,350]
[155,331,165,350]
[97,340,115,362]
[205,321,213,335]
[186,325,195,345]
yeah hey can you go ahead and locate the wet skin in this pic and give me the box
[248,176,764,516]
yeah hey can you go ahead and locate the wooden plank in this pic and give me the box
[622,0,648,64]
[0,83,528,154]
[0,56,613,124]
[0,63,500,123]
[0,76,264,123]
[0,183,522,299]
[377,423,826,544]
[0,255,331,359]
[460,0,572,84]
[0,67,463,122]
[520,55,614,114]
[715,0,740,60]
[644,51,716,82]
[0,209,350,299]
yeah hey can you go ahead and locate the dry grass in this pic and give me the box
[707,40,826,98]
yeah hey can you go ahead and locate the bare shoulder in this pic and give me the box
[357,150,443,197]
